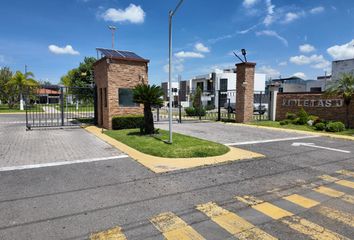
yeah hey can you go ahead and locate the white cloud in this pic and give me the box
[258,66,280,78]
[289,54,330,69]
[243,0,258,8]
[256,30,288,46]
[174,51,205,59]
[284,12,300,23]
[263,0,275,26]
[299,44,316,53]
[310,6,325,14]
[327,39,354,60]
[194,43,210,53]
[278,61,287,66]
[292,72,306,79]
[48,45,80,55]
[101,4,145,24]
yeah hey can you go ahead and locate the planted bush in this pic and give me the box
[286,112,297,120]
[326,121,345,132]
[112,114,144,130]
[314,122,326,131]
[297,108,309,125]
[280,120,290,125]
[185,107,206,117]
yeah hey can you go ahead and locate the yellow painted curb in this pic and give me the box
[0,112,26,115]
[84,126,265,173]
[221,122,354,141]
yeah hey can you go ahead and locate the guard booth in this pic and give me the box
[93,48,149,129]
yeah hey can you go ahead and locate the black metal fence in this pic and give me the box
[154,89,270,123]
[25,85,95,129]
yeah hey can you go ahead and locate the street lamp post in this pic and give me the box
[168,0,184,144]
[108,26,117,49]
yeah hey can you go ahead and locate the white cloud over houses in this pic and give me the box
[310,6,325,14]
[243,0,259,8]
[194,43,210,53]
[258,65,280,78]
[289,54,330,69]
[327,39,354,60]
[174,51,205,59]
[263,0,275,26]
[48,45,80,55]
[256,30,288,46]
[101,4,145,24]
[299,44,316,53]
[163,58,184,73]
[292,72,306,79]
[278,61,287,66]
[284,12,301,23]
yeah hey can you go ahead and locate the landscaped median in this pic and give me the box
[84,126,264,173]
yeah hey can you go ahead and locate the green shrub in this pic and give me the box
[308,115,319,121]
[205,104,215,111]
[185,107,206,116]
[326,121,345,132]
[297,108,309,125]
[280,120,290,125]
[112,114,144,130]
[286,112,297,120]
[314,122,326,131]
[292,117,301,125]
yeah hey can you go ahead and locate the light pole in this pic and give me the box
[108,26,117,49]
[168,0,184,144]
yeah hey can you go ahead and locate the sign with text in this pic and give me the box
[282,99,344,108]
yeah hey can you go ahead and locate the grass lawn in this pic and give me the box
[55,105,94,112]
[0,104,43,113]
[249,121,354,136]
[105,128,230,158]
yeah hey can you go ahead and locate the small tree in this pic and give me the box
[133,84,164,134]
[325,73,354,128]
[0,67,15,108]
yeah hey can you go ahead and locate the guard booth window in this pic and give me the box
[118,88,137,107]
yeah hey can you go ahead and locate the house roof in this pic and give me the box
[37,88,60,95]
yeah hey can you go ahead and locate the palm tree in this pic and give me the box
[325,73,354,128]
[133,84,164,134]
[7,71,38,110]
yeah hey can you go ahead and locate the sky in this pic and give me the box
[1,0,354,85]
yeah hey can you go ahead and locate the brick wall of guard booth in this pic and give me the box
[94,57,148,129]
[276,92,354,127]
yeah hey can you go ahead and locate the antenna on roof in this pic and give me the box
[233,51,244,63]
[108,26,117,49]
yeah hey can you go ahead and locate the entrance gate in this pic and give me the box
[25,85,96,129]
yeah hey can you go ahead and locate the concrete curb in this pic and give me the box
[221,122,354,142]
[0,112,26,115]
[84,126,265,173]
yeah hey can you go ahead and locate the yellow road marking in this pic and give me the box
[283,194,320,208]
[236,195,349,240]
[318,206,354,228]
[319,175,354,189]
[337,170,354,178]
[196,202,277,240]
[312,185,354,204]
[150,212,205,240]
[281,216,350,240]
[90,226,127,240]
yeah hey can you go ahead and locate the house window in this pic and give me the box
[196,82,204,91]
[310,87,322,92]
[220,78,228,91]
[118,88,137,107]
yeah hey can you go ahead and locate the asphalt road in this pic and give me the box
[0,117,353,240]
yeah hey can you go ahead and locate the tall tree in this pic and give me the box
[133,84,164,134]
[0,67,15,107]
[325,73,354,128]
[7,71,38,110]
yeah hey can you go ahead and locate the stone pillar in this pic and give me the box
[235,62,256,123]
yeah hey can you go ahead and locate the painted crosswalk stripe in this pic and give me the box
[283,194,354,227]
[90,226,127,240]
[319,175,354,189]
[283,194,320,208]
[196,202,276,240]
[313,186,354,204]
[337,170,354,178]
[236,195,348,240]
[150,212,205,240]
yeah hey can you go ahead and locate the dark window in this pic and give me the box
[118,88,137,107]
[220,78,228,91]
[196,82,204,91]
[104,88,107,107]
[207,80,213,91]
[310,87,322,92]
[279,87,284,93]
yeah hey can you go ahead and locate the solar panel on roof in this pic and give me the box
[96,48,145,61]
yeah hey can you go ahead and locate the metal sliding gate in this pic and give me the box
[25,85,96,129]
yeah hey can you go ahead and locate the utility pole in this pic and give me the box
[108,26,117,49]
[168,0,184,144]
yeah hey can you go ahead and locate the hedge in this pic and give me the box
[112,114,144,130]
